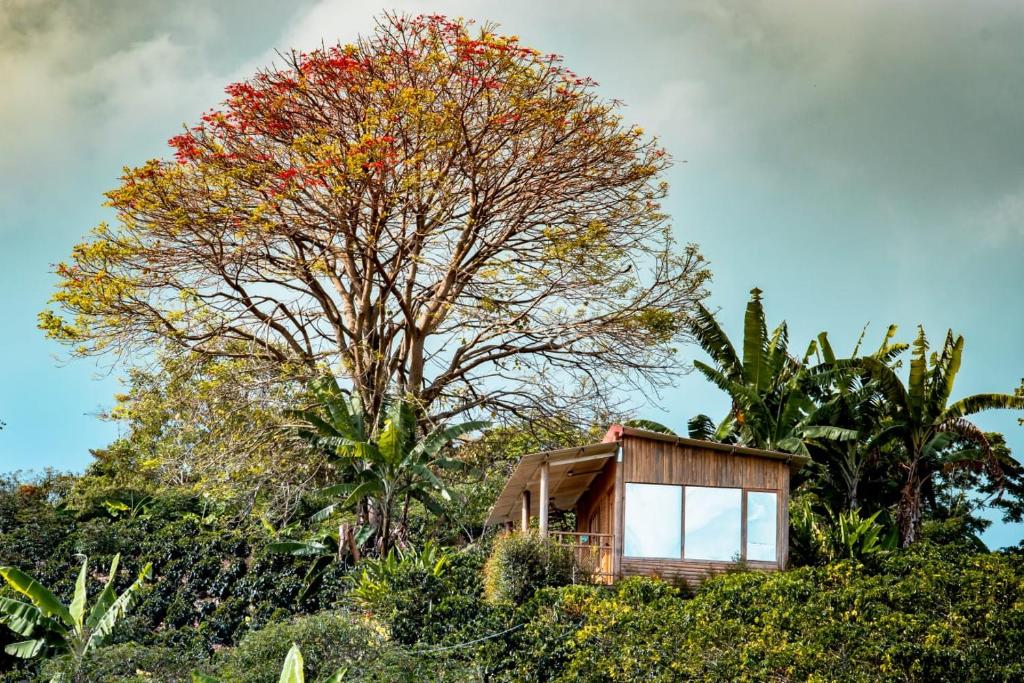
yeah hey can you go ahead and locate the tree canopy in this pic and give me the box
[41,13,709,427]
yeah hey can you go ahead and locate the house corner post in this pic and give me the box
[539,459,550,536]
[612,443,624,581]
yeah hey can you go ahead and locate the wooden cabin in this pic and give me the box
[485,424,810,584]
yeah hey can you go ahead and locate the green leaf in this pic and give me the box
[322,667,348,683]
[268,541,331,557]
[742,288,769,391]
[687,415,715,440]
[689,303,743,380]
[411,420,490,459]
[378,402,415,465]
[907,326,929,421]
[798,425,859,442]
[86,554,120,630]
[341,480,384,510]
[4,638,45,659]
[622,419,677,436]
[309,503,340,524]
[191,673,222,683]
[411,489,445,516]
[84,562,151,653]
[0,597,45,636]
[0,566,72,627]
[279,643,305,683]
[943,393,1024,420]
[69,557,88,633]
[817,331,837,365]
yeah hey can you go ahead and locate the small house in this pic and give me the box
[485,424,809,583]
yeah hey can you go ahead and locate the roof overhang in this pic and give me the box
[609,425,813,468]
[483,441,619,526]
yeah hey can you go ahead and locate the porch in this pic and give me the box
[484,439,621,584]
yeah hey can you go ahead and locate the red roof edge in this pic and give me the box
[602,424,624,442]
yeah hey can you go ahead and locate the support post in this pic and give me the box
[520,489,531,531]
[539,460,550,536]
[612,444,624,580]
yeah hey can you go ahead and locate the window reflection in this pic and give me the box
[746,491,777,562]
[624,483,681,558]
[684,486,741,561]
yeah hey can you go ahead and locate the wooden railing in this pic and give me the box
[549,531,615,584]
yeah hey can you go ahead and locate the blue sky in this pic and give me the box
[1,0,1023,547]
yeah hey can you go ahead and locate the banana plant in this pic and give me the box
[193,643,346,683]
[814,327,1024,546]
[685,288,858,454]
[290,376,488,554]
[0,554,152,682]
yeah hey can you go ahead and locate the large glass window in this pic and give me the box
[624,483,682,558]
[684,486,742,561]
[746,491,778,562]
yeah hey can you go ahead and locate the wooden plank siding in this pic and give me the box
[616,433,793,582]
[575,458,617,536]
[620,435,789,490]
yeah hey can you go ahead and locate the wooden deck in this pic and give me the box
[550,531,615,584]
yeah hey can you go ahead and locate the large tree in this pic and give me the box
[41,14,708,427]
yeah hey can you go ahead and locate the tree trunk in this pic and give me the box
[897,473,923,548]
[379,497,393,556]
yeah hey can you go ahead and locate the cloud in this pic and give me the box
[982,185,1024,243]
[5,0,1024,238]
[0,0,313,215]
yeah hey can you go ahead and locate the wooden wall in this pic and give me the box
[620,435,789,490]
[575,459,616,537]
[615,434,792,582]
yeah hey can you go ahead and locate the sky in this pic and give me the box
[1,0,1023,546]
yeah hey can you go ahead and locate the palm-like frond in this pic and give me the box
[690,303,743,380]
[0,566,72,626]
[907,326,929,422]
[943,393,1024,420]
[687,415,716,440]
[925,331,963,421]
[742,288,771,391]
[84,561,152,651]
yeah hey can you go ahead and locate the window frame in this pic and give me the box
[621,482,781,564]
[622,482,684,560]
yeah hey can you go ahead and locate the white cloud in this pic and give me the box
[982,186,1024,243]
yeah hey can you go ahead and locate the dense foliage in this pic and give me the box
[482,532,577,605]
[657,288,1024,548]
[0,476,349,681]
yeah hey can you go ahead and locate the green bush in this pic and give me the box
[212,611,377,683]
[65,642,207,682]
[482,532,577,605]
[559,544,1024,682]
[351,544,486,645]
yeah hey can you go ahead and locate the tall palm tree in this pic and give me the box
[823,328,1024,546]
[290,377,488,554]
[686,288,856,455]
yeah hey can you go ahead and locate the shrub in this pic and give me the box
[212,611,378,683]
[66,642,206,682]
[482,532,576,605]
[350,543,486,645]
[561,544,1024,682]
